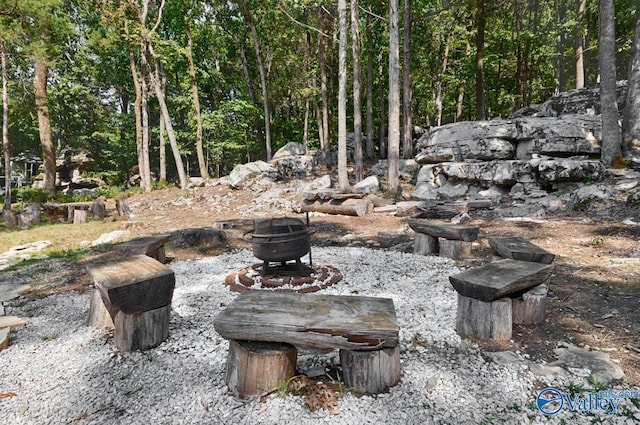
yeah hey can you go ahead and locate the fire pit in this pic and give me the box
[243,216,315,276]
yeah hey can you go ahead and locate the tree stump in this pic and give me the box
[3,209,17,227]
[225,340,297,399]
[114,303,171,352]
[91,199,107,219]
[18,203,40,227]
[512,283,548,325]
[116,199,131,216]
[439,240,473,259]
[414,233,438,255]
[88,288,116,330]
[456,294,512,340]
[339,346,401,394]
[73,208,88,224]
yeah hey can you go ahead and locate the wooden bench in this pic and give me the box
[86,255,175,351]
[113,234,171,263]
[449,258,555,340]
[408,219,479,259]
[43,200,106,224]
[214,291,400,398]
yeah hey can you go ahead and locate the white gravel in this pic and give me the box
[1,247,638,424]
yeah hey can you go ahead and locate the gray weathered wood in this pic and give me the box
[86,255,175,314]
[300,198,372,217]
[340,346,401,394]
[449,258,554,302]
[408,219,479,241]
[225,340,297,399]
[73,208,88,224]
[91,199,107,219]
[414,233,438,255]
[415,201,469,220]
[114,234,171,263]
[488,236,555,264]
[439,239,473,259]
[214,292,399,351]
[88,288,116,329]
[456,295,512,340]
[116,199,131,216]
[512,283,548,325]
[114,303,171,352]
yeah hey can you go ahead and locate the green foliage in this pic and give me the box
[13,187,50,204]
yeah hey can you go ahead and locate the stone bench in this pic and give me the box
[449,258,555,340]
[86,255,175,351]
[408,219,479,259]
[214,291,400,398]
[113,234,171,263]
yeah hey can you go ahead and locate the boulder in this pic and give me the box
[228,161,277,189]
[272,142,307,159]
[174,227,227,250]
[353,175,379,194]
[535,159,606,184]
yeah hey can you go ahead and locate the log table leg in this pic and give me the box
[114,304,171,352]
[414,233,438,255]
[456,295,512,340]
[339,346,401,394]
[225,340,297,399]
[439,239,473,259]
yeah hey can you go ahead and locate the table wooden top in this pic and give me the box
[214,291,399,351]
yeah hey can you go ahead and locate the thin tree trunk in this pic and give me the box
[159,71,167,182]
[456,41,471,122]
[1,39,10,210]
[366,11,375,160]
[555,0,567,94]
[318,9,330,161]
[338,0,350,192]
[34,59,55,195]
[185,21,208,179]
[379,51,386,159]
[237,38,266,153]
[402,0,413,159]
[574,0,587,89]
[436,33,451,126]
[238,0,272,161]
[598,0,621,166]
[623,4,640,162]
[475,0,486,120]
[128,43,144,188]
[388,0,400,196]
[351,0,364,182]
[140,41,152,192]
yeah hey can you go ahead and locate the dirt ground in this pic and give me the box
[6,181,640,388]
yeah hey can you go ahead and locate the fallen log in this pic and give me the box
[300,198,373,216]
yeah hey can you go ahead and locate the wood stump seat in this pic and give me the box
[214,291,400,398]
[86,255,175,351]
[450,236,555,341]
[408,219,479,259]
[113,234,171,263]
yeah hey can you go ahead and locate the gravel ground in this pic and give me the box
[1,247,639,424]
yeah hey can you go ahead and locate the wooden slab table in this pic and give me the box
[214,291,401,397]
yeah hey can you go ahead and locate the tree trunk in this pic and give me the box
[366,11,375,160]
[456,41,471,122]
[128,44,145,188]
[475,0,486,120]
[139,41,152,192]
[402,0,413,159]
[378,52,387,159]
[435,33,451,126]
[318,8,330,161]
[34,59,56,195]
[351,0,364,182]
[574,0,587,89]
[239,0,272,161]
[387,0,400,196]
[623,5,640,164]
[598,0,622,166]
[237,38,266,156]
[185,21,209,180]
[159,73,167,182]
[338,0,350,192]
[554,0,567,94]
[1,39,10,211]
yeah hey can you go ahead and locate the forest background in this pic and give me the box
[0,0,638,198]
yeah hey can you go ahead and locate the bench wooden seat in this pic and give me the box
[449,258,554,302]
[408,219,479,241]
[86,255,175,351]
[214,291,400,397]
[114,234,171,263]
[488,236,555,264]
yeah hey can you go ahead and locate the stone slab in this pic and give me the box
[0,316,27,329]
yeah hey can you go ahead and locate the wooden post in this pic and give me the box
[456,294,512,340]
[225,340,297,399]
[73,208,88,224]
[413,233,438,255]
[339,346,401,394]
[114,304,171,352]
[88,288,116,330]
[512,283,548,325]
[439,240,473,259]
[91,199,107,219]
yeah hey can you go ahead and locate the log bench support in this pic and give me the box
[339,346,401,394]
[86,255,175,352]
[456,295,513,340]
[512,283,548,325]
[408,219,478,259]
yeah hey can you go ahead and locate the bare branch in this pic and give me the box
[276,5,333,40]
